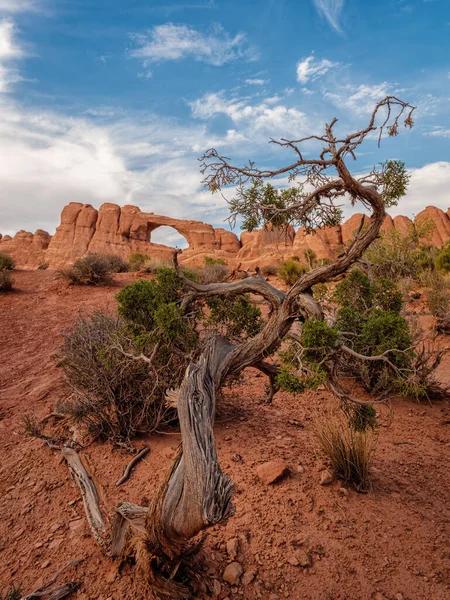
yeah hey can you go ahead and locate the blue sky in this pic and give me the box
[0,0,449,246]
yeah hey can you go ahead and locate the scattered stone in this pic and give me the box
[338,487,349,497]
[34,542,43,549]
[242,570,256,586]
[41,560,51,569]
[297,465,305,474]
[223,562,243,585]
[212,579,221,596]
[256,461,289,485]
[395,594,404,600]
[226,538,239,561]
[319,470,334,485]
[372,593,389,600]
[298,551,312,568]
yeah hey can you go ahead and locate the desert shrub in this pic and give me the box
[0,270,13,291]
[315,411,375,490]
[58,254,114,285]
[278,260,308,285]
[304,248,317,268]
[275,364,326,395]
[312,283,328,302]
[364,220,433,279]
[128,252,151,271]
[333,269,372,312]
[372,278,403,313]
[260,264,278,276]
[204,256,226,266]
[141,257,173,274]
[57,311,178,443]
[0,253,14,270]
[301,319,340,362]
[428,286,450,318]
[104,254,129,273]
[411,244,437,272]
[196,262,229,284]
[435,243,450,273]
[204,295,262,341]
[0,583,22,600]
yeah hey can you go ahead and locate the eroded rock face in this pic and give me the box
[1,202,449,270]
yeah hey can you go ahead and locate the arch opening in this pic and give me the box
[147,225,189,250]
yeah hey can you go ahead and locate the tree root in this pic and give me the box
[21,560,82,599]
[115,447,150,486]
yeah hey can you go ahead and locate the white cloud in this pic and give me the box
[0,19,24,92]
[245,78,267,85]
[313,0,345,33]
[390,161,450,217]
[428,127,450,138]
[190,91,311,138]
[130,22,258,67]
[296,55,339,84]
[325,82,391,114]
[0,0,39,12]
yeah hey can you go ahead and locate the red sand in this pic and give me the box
[1,271,449,600]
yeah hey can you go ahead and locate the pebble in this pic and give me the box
[242,570,256,585]
[226,538,239,561]
[41,560,51,569]
[256,461,289,485]
[223,562,243,585]
[319,470,334,485]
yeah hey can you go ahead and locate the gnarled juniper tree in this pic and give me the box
[123,97,419,597]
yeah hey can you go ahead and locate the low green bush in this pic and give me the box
[278,260,308,285]
[0,253,14,270]
[0,269,14,291]
[57,254,114,285]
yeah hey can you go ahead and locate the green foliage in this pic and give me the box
[116,268,185,334]
[301,319,340,362]
[0,253,14,270]
[57,253,114,285]
[0,269,13,291]
[230,179,343,231]
[372,277,403,313]
[128,252,151,271]
[204,256,226,266]
[312,283,328,302]
[347,404,378,433]
[377,160,410,207]
[205,295,262,341]
[435,243,450,273]
[364,220,434,279]
[333,269,373,312]
[304,248,317,268]
[275,364,325,395]
[278,260,308,286]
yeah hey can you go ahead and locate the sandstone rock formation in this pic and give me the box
[1,203,449,270]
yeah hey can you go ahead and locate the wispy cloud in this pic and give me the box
[325,82,392,114]
[313,0,345,33]
[245,78,268,85]
[0,0,40,13]
[190,90,312,139]
[130,23,258,67]
[0,19,25,92]
[296,55,340,84]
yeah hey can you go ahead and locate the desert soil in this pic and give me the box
[0,270,449,600]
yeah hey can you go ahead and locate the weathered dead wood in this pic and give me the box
[115,447,150,486]
[111,502,148,557]
[21,560,81,599]
[62,448,106,545]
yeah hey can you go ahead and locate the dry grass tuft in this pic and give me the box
[315,410,376,491]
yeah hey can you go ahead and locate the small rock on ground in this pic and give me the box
[256,460,289,485]
[222,562,243,585]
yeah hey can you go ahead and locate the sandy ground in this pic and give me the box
[0,270,449,600]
